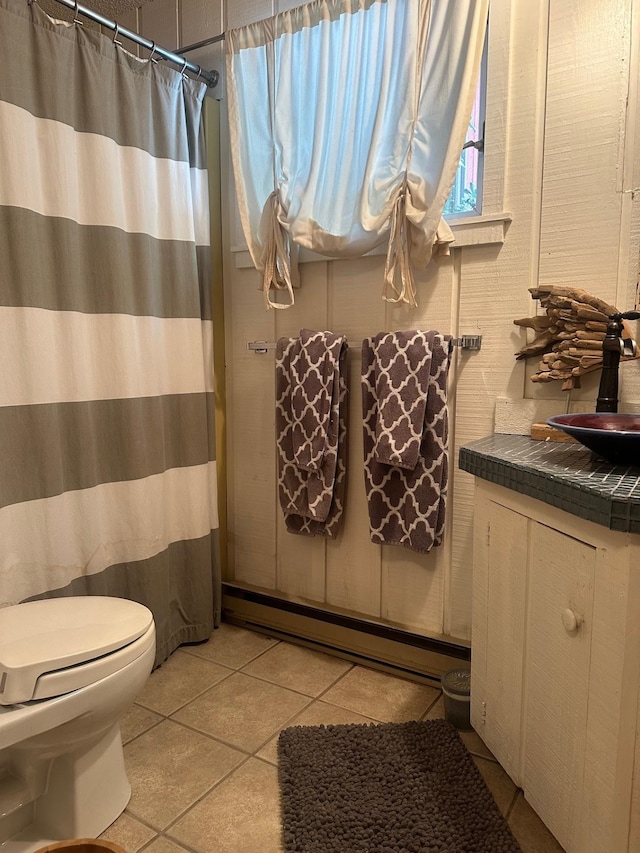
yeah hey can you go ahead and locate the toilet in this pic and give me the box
[0,596,156,853]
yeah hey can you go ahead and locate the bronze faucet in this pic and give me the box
[595,311,640,412]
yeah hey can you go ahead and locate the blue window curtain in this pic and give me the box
[226,0,489,309]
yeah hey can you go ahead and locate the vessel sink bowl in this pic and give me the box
[547,413,640,466]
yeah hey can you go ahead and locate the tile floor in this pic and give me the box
[102,622,566,853]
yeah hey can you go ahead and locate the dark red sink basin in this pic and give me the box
[547,413,640,466]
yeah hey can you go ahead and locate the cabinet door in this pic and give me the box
[525,522,594,852]
[471,499,528,785]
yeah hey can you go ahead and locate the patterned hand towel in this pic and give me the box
[276,329,348,538]
[290,328,343,472]
[362,331,452,553]
[372,331,432,470]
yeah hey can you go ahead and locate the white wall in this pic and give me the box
[133,0,640,643]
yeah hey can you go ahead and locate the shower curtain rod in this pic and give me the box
[178,33,226,55]
[46,0,219,87]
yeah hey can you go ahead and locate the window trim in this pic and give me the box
[232,211,512,268]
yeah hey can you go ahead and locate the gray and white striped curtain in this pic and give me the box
[0,0,220,666]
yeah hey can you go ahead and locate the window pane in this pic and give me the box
[443,60,485,218]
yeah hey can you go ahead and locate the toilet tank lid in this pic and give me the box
[0,597,154,704]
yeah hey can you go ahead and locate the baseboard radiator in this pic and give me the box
[222,583,470,687]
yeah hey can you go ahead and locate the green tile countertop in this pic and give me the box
[458,434,640,533]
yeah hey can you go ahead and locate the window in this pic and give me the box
[226,1,490,306]
[444,36,487,219]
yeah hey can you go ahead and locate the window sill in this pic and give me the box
[232,211,512,268]
[446,211,512,246]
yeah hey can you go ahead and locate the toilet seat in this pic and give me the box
[0,597,154,705]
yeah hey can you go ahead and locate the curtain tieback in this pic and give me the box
[262,191,297,310]
[383,187,418,308]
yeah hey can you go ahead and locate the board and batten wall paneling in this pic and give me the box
[226,0,274,29]
[529,0,639,410]
[139,0,178,50]
[181,0,223,49]
[380,254,456,635]
[324,257,387,618]
[451,244,514,638]
[179,0,224,82]
[538,0,630,298]
[137,0,640,644]
[274,261,329,604]
[224,263,278,589]
[217,84,278,592]
[618,0,640,409]
[447,0,550,637]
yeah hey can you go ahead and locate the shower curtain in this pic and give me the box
[0,0,221,666]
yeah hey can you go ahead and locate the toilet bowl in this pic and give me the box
[0,596,156,853]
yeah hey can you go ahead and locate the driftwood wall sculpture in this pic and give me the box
[514,285,635,391]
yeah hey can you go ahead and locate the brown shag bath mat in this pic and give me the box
[278,718,522,853]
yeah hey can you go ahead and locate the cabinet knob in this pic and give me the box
[561,608,583,634]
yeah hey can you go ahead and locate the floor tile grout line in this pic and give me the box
[131,834,160,853]
[418,690,444,721]
[504,787,521,822]
[235,642,357,694]
[110,810,162,839]
[129,752,256,840]
[152,681,434,763]
[258,696,387,750]
[310,662,358,701]
[246,695,319,755]
[120,742,516,853]
[202,660,366,705]
[178,632,281,671]
[131,687,357,761]
[135,834,163,853]
[141,704,385,763]
[144,714,258,757]
[156,640,438,716]
[121,630,565,853]
[121,713,165,747]
[155,653,453,766]
[136,664,238,718]
[160,829,221,853]
[132,640,467,754]
[225,666,352,701]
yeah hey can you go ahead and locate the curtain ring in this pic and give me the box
[180,58,188,78]
[194,67,202,83]
[113,23,123,47]
[73,0,83,26]
[148,41,158,64]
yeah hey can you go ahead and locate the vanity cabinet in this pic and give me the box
[471,480,640,853]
